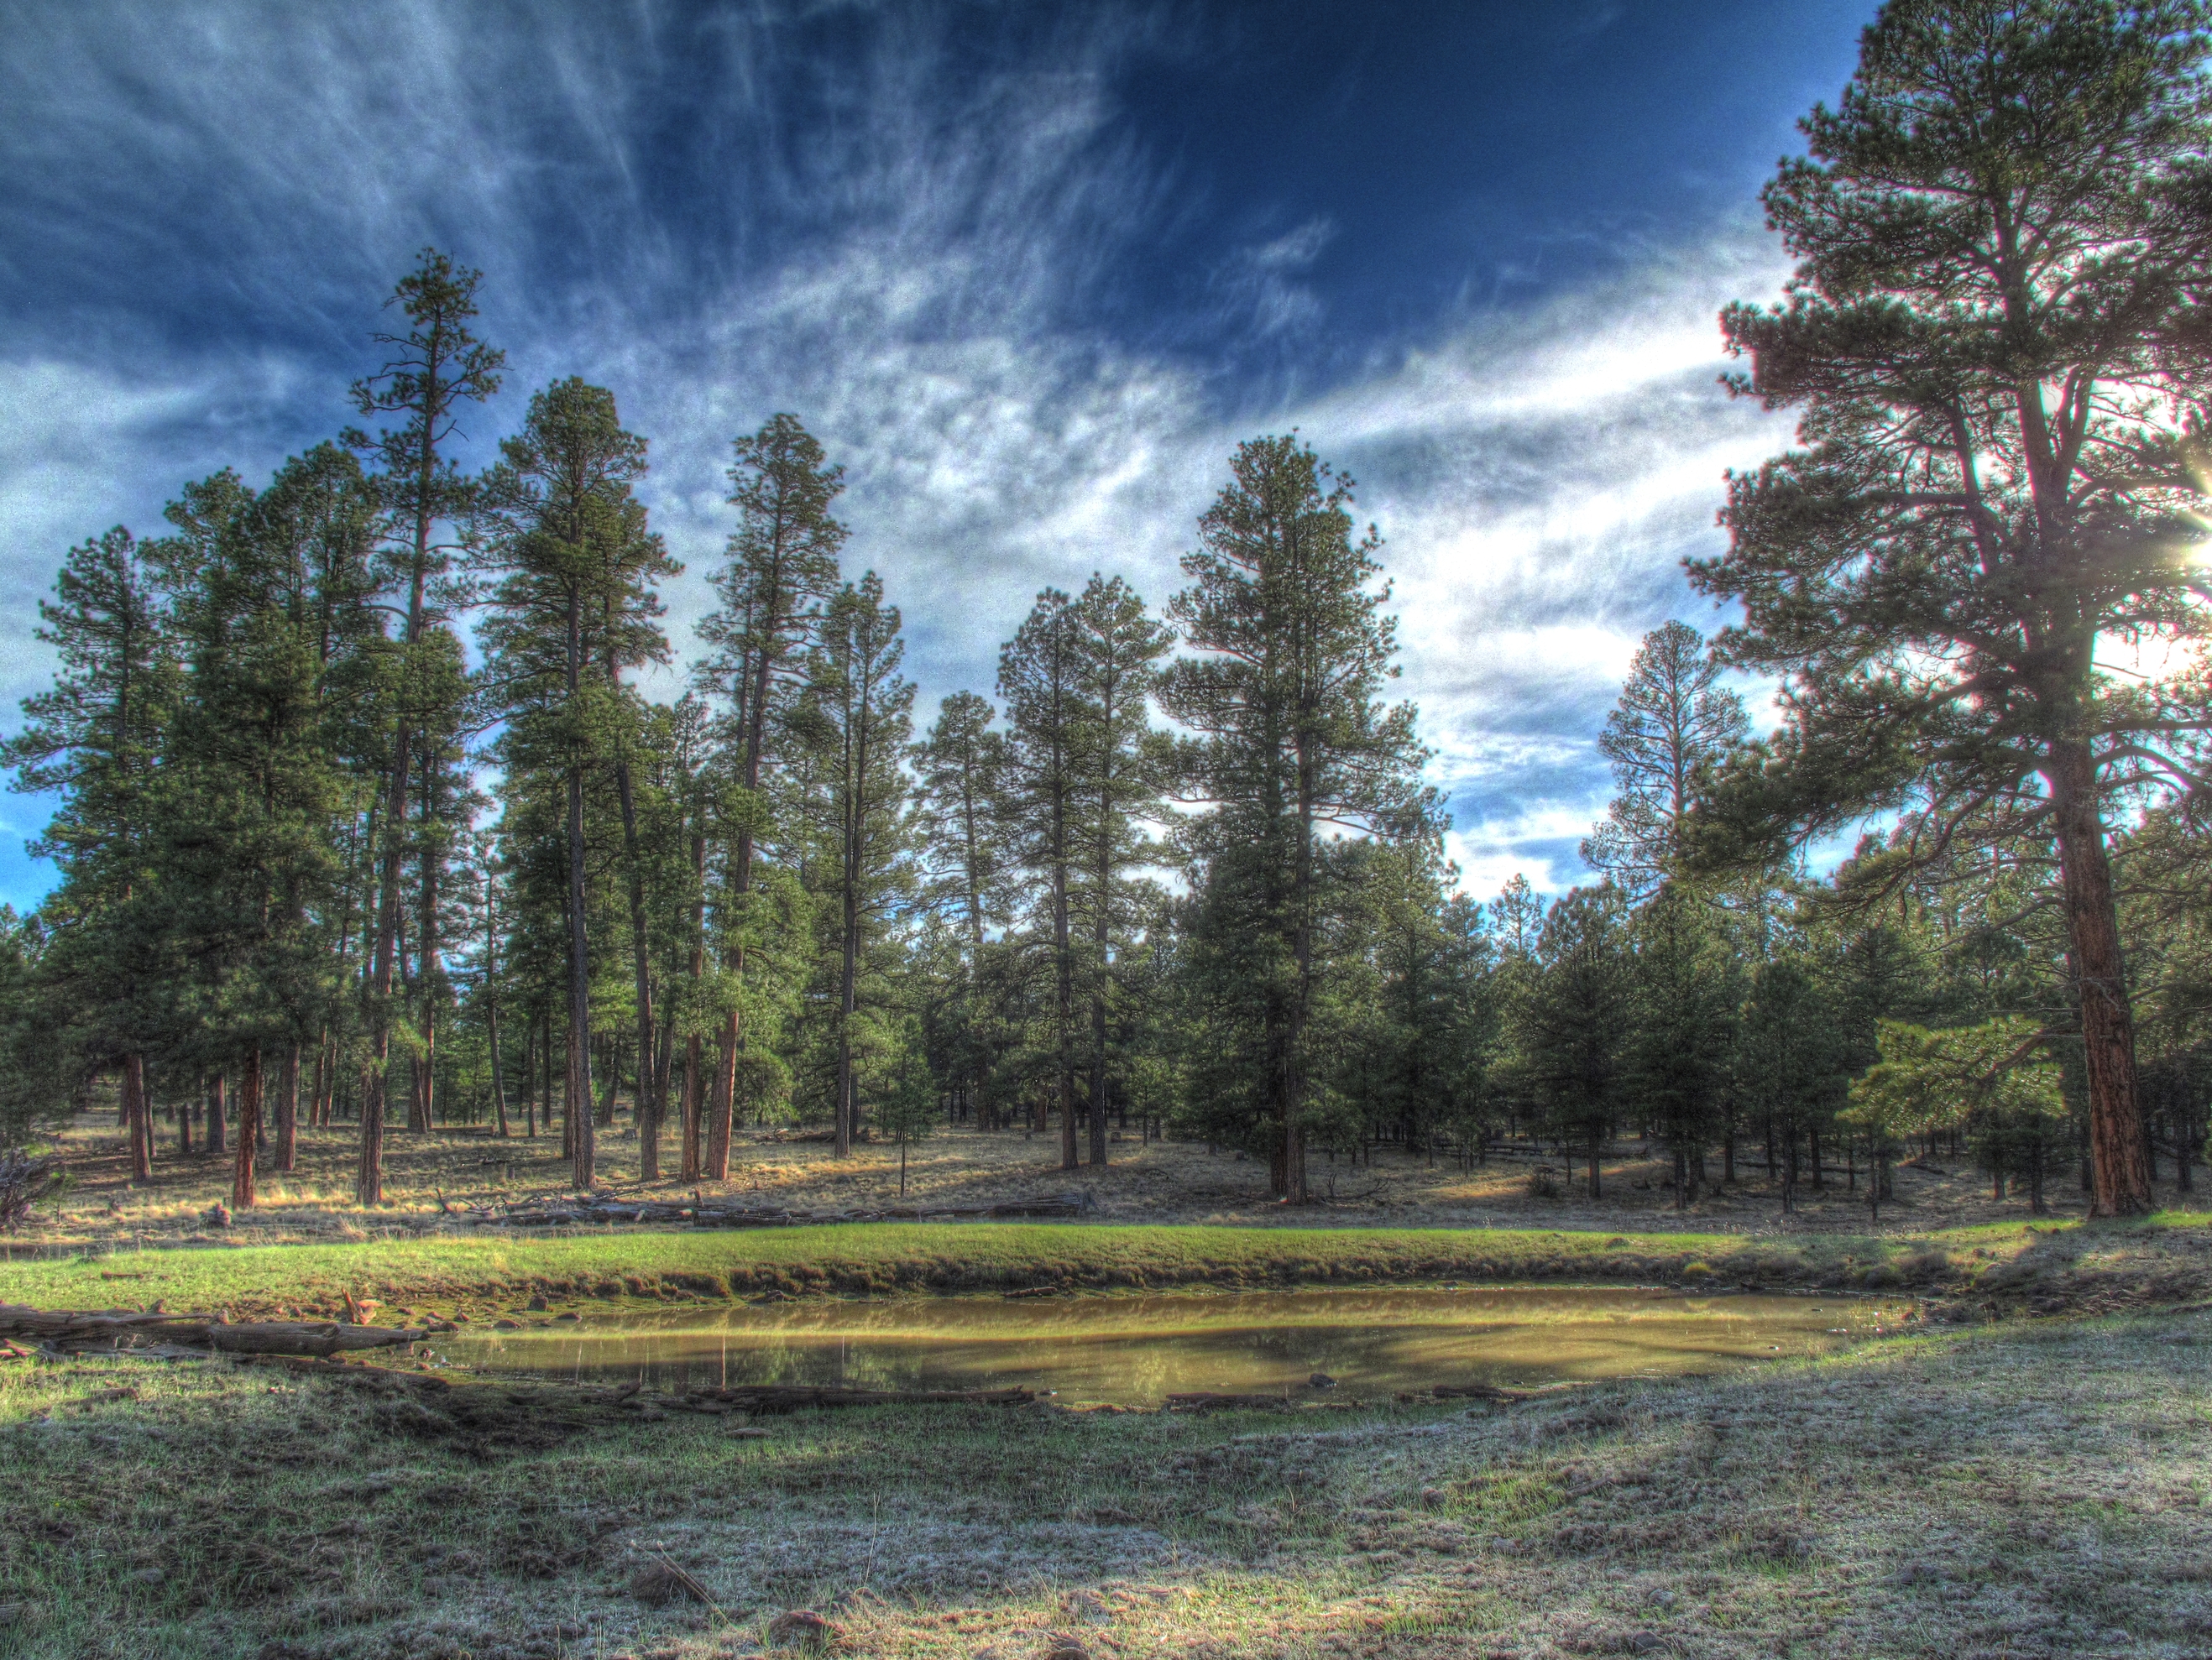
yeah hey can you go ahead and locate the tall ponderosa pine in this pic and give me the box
[800,574,914,1157]
[151,466,352,1208]
[347,249,503,1203]
[483,378,667,1191]
[695,415,845,1178]
[1000,589,1085,1167]
[248,444,385,1169]
[1068,574,1174,1167]
[915,691,1011,1126]
[1161,436,1431,1201]
[1582,621,1747,896]
[1694,0,2212,1214]
[3,526,173,1181]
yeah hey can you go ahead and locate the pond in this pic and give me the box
[434,1286,1907,1406]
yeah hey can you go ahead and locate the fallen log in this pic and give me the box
[486,1191,1092,1229]
[0,1304,426,1358]
[1421,1383,1539,1402]
[1164,1391,1304,1412]
[678,1382,1034,1412]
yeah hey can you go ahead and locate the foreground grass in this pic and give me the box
[3,1306,2209,1658]
[5,1213,2212,1323]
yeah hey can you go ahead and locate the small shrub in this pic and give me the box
[1896,1248,1952,1284]
[1528,1168,1562,1201]
[0,1148,64,1233]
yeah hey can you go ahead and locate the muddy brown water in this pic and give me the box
[434,1287,1907,1405]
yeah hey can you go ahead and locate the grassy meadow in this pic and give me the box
[3,1294,2209,1658]
[8,1161,2212,1657]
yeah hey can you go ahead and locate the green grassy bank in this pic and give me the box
[6,1214,2209,1320]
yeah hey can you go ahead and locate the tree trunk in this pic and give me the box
[614,756,659,1181]
[275,1044,300,1172]
[1087,828,1110,1168]
[599,1037,621,1129]
[359,741,405,1202]
[522,1015,538,1139]
[2049,739,2152,1215]
[207,1073,228,1156]
[125,1053,152,1185]
[836,872,860,1158]
[708,1012,737,1179]
[562,1032,578,1163]
[1088,983,1111,1170]
[1054,853,1075,1172]
[488,996,509,1139]
[682,823,707,1181]
[540,1011,555,1142]
[682,1033,703,1182]
[412,763,440,1135]
[566,660,595,1190]
[178,1088,192,1156]
[231,1047,262,1210]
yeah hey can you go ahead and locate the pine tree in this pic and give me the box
[149,464,351,1208]
[346,250,503,1203]
[694,415,845,1178]
[482,378,666,1191]
[1581,622,1746,895]
[918,692,1010,951]
[3,526,174,1181]
[1493,874,1545,958]
[1067,574,1174,1167]
[247,443,385,1167]
[1347,839,1500,1166]
[1738,955,1849,1208]
[1160,436,1432,1200]
[999,588,1085,1168]
[915,691,1011,1127]
[1622,884,1742,1203]
[797,574,915,1157]
[1693,0,2212,1214]
[1514,887,1629,1197]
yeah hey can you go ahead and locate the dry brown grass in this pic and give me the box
[20,1109,2165,1251]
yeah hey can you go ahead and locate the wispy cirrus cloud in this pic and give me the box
[0,1,1808,911]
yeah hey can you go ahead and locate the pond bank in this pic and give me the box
[4,1302,2209,1658]
[3,1214,2209,1323]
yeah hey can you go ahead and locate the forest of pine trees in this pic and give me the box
[5,1,2212,1224]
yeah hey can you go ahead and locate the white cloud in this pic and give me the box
[1273,238,1796,893]
[0,3,1810,913]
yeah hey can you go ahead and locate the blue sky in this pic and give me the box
[0,0,1875,909]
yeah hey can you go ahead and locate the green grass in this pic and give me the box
[0,1216,2130,1319]
[7,1307,2212,1657]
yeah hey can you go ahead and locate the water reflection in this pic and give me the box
[436,1287,1901,1406]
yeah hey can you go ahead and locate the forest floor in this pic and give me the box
[3,1300,2209,1659]
[18,1110,2179,1250]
